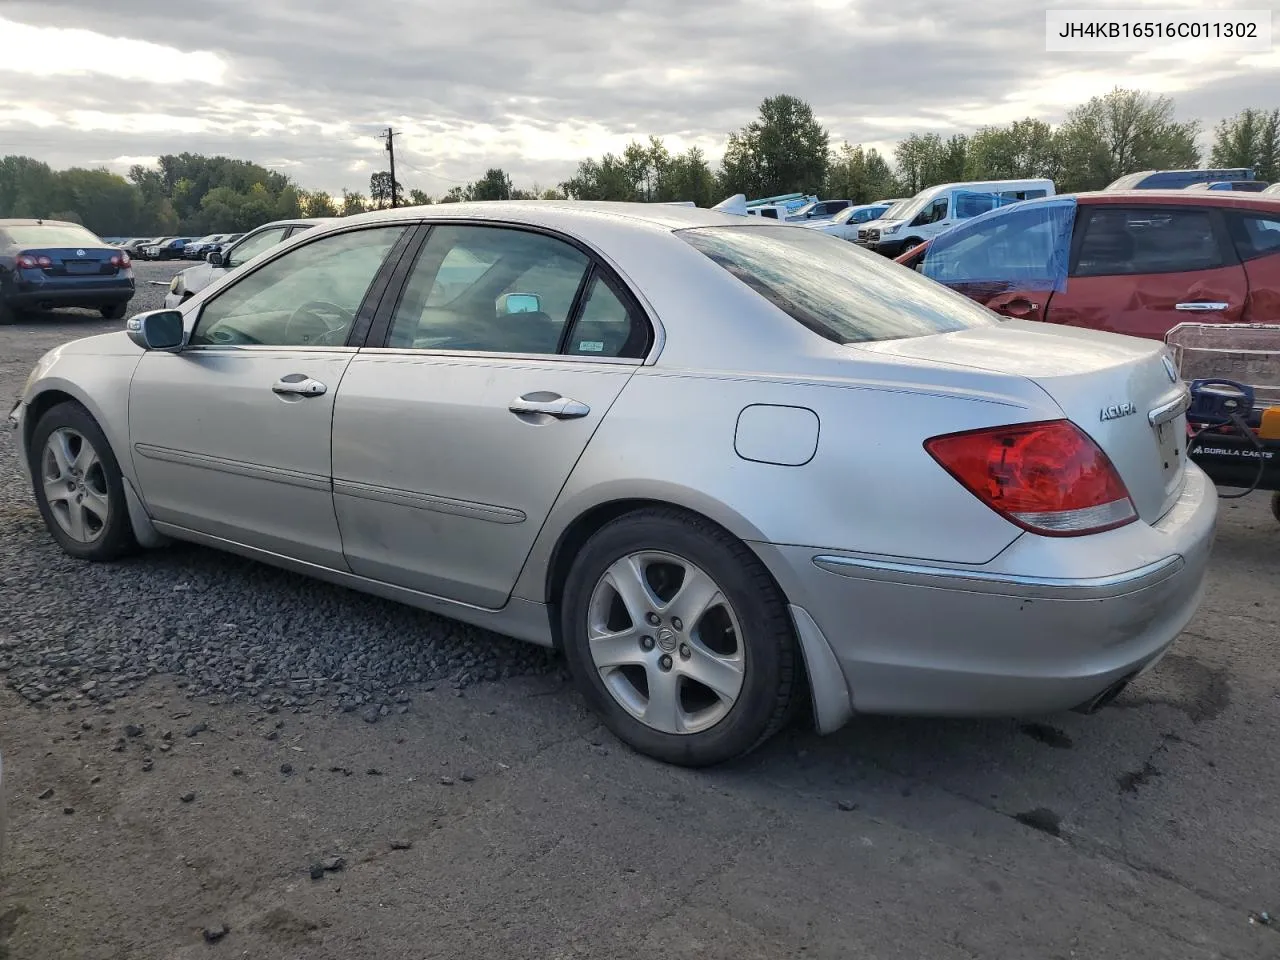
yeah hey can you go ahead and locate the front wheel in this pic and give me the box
[29,402,138,561]
[101,302,128,320]
[559,507,798,767]
[900,237,923,254]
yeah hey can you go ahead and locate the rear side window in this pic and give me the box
[1073,207,1227,277]
[3,224,102,247]
[678,224,1002,344]
[1227,213,1280,261]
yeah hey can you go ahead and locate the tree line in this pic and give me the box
[1,87,1276,237]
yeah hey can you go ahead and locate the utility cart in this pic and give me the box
[1165,321,1280,522]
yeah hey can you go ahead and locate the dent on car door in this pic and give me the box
[331,223,652,609]
[1225,210,1280,321]
[918,196,1077,322]
[128,224,409,567]
[1045,205,1249,339]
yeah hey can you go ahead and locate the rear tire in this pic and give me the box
[559,507,798,767]
[100,302,128,320]
[1272,492,1280,525]
[0,299,14,325]
[29,402,138,562]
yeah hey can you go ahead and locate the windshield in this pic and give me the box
[677,224,1002,344]
[3,223,103,247]
[792,201,819,218]
[882,192,935,223]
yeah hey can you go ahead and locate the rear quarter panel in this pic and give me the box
[513,364,1063,603]
[1242,250,1280,321]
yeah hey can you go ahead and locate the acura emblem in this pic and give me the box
[1100,401,1137,422]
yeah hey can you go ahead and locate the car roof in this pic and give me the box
[254,217,337,230]
[0,218,93,229]
[1057,190,1280,211]
[340,200,775,235]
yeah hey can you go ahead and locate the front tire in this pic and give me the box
[101,302,128,320]
[559,507,798,767]
[29,402,138,561]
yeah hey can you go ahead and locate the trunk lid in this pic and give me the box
[20,246,123,278]
[860,320,1189,524]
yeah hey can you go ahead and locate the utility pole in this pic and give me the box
[383,126,399,208]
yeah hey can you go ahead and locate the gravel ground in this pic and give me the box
[0,260,559,721]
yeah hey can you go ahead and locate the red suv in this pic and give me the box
[895,191,1280,340]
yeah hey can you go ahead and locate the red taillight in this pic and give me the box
[110,252,131,268]
[924,420,1137,536]
[16,254,52,269]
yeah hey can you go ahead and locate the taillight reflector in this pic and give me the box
[924,419,1137,536]
[110,252,131,268]
[16,254,52,269]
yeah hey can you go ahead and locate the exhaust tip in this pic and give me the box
[1072,675,1134,714]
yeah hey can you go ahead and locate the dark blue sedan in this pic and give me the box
[0,219,135,323]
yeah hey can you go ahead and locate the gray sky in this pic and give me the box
[1,0,1276,198]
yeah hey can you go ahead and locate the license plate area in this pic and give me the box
[65,261,100,275]
[1155,416,1185,481]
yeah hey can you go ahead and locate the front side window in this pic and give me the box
[678,224,1002,344]
[226,227,288,268]
[913,198,949,225]
[1074,207,1226,277]
[191,226,404,347]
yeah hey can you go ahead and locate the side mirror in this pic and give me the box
[126,310,186,351]
[497,292,542,314]
[207,251,224,266]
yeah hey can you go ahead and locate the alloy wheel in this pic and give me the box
[585,550,745,735]
[41,427,110,544]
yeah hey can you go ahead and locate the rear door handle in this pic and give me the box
[1175,302,1229,311]
[272,375,327,397]
[508,394,590,419]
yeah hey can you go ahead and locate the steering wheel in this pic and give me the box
[284,300,354,347]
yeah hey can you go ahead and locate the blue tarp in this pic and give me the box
[922,196,1077,293]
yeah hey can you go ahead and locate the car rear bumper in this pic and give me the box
[6,280,134,309]
[754,464,1217,725]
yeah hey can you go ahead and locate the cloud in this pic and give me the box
[0,0,1275,195]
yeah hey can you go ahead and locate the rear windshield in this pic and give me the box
[677,224,1002,344]
[3,223,103,247]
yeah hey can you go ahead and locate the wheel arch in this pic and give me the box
[536,488,771,617]
[537,493,850,738]
[22,383,166,549]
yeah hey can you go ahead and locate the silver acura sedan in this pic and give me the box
[8,201,1216,767]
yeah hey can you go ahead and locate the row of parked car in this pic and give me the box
[0,218,319,324]
[114,233,246,261]
[782,167,1277,257]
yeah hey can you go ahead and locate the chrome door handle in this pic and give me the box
[272,375,327,397]
[508,394,590,419]
[1175,302,1229,311]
